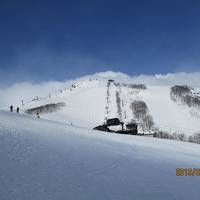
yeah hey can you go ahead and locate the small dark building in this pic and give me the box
[93,125,110,132]
[106,118,121,126]
[126,122,138,135]
[93,118,138,135]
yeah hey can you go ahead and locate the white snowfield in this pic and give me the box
[16,72,200,135]
[0,110,200,200]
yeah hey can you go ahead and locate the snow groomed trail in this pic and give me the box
[0,110,200,200]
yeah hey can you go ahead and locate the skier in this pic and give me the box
[36,112,40,118]
[9,105,13,112]
[16,107,19,113]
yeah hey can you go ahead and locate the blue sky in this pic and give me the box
[0,0,200,83]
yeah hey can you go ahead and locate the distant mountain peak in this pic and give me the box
[78,71,132,83]
[94,71,130,78]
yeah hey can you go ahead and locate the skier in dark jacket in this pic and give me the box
[36,112,40,118]
[16,107,19,113]
[9,105,13,112]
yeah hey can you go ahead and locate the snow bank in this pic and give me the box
[0,110,200,200]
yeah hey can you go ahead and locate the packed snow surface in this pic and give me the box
[0,110,200,200]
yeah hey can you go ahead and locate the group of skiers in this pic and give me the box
[9,105,19,113]
[9,105,40,118]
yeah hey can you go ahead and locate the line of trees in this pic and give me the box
[130,100,154,132]
[115,83,146,89]
[116,91,123,121]
[170,85,200,107]
[153,130,187,141]
[105,81,111,121]
[188,133,200,144]
[26,102,66,115]
[153,130,200,145]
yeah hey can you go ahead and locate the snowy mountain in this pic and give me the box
[1,110,200,200]
[8,71,200,137]
[1,71,200,199]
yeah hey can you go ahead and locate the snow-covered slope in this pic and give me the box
[141,86,200,135]
[0,110,200,200]
[11,71,200,136]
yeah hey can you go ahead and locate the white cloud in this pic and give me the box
[132,72,200,87]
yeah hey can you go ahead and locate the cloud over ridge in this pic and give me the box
[0,71,200,108]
